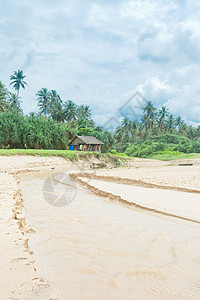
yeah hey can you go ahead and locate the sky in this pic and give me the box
[1,0,200,127]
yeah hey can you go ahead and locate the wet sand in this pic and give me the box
[95,158,200,191]
[1,156,200,299]
[0,156,71,299]
[75,175,200,223]
[21,161,200,299]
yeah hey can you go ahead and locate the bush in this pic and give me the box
[110,150,128,157]
[174,139,192,153]
[125,134,193,158]
[0,112,74,149]
[125,141,166,157]
[151,134,189,145]
[191,140,200,153]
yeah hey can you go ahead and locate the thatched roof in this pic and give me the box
[69,135,104,145]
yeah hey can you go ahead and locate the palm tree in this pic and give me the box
[129,120,138,142]
[48,90,63,118]
[63,100,78,121]
[121,117,129,128]
[0,81,8,100]
[0,81,9,112]
[95,126,103,132]
[8,93,22,113]
[114,126,123,143]
[186,126,196,140]
[49,90,62,107]
[87,118,95,128]
[10,70,27,96]
[178,120,187,136]
[51,101,65,122]
[166,113,175,131]
[36,88,51,116]
[175,116,182,128]
[142,100,156,132]
[0,99,9,112]
[29,112,37,119]
[77,104,92,119]
[157,106,169,130]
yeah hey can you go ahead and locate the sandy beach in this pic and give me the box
[2,1,200,299]
[1,155,200,299]
[0,156,71,299]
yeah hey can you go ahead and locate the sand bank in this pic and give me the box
[95,158,200,190]
[21,165,200,299]
[72,173,200,223]
[0,156,70,299]
[1,155,200,299]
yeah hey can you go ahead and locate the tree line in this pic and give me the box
[0,70,113,150]
[114,101,200,156]
[0,69,199,156]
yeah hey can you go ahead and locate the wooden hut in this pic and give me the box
[68,135,104,152]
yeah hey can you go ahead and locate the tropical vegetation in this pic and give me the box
[0,71,200,158]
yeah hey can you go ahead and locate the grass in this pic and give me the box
[0,149,79,161]
[108,151,128,158]
[0,149,125,161]
[149,150,200,161]
[2,148,199,162]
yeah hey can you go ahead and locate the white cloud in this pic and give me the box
[120,0,177,21]
[137,77,173,105]
[0,0,200,125]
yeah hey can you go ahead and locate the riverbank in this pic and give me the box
[0,156,70,299]
[0,154,128,299]
[20,157,200,299]
[1,155,200,298]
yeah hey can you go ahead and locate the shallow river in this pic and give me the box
[20,171,200,299]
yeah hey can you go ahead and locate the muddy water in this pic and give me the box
[20,171,200,299]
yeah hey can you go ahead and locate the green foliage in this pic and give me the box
[63,100,78,121]
[109,150,128,157]
[0,112,75,150]
[0,149,129,168]
[151,134,189,144]
[149,151,200,161]
[10,70,27,96]
[0,112,26,148]
[77,105,91,120]
[191,140,200,153]
[125,134,197,158]
[36,88,51,116]
[77,127,94,136]
[0,148,79,161]
[125,140,164,157]
[1,80,23,113]
[0,81,8,102]
[2,73,200,158]
[8,93,22,113]
[93,130,114,152]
